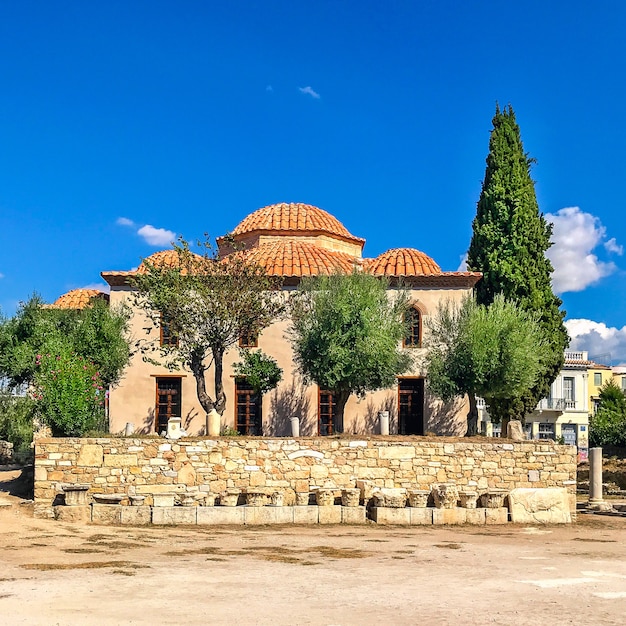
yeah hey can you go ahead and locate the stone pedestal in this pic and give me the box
[433,508,466,525]
[465,508,486,525]
[409,507,433,525]
[197,507,245,525]
[341,506,367,524]
[54,504,90,523]
[318,505,342,524]
[371,507,411,525]
[92,503,123,524]
[294,506,318,524]
[508,488,572,524]
[207,409,221,437]
[588,447,613,511]
[152,506,197,525]
[121,506,151,525]
[290,417,300,437]
[378,411,390,436]
[152,493,176,507]
[485,507,509,524]
[62,485,89,506]
[244,506,294,525]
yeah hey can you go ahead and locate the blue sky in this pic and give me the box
[1,1,625,363]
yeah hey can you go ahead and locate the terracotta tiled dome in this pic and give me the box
[366,248,442,277]
[244,240,359,277]
[231,203,364,243]
[136,249,204,274]
[51,288,109,309]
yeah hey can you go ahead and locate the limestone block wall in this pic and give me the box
[34,436,577,518]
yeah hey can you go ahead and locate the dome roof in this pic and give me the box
[366,248,442,277]
[136,249,203,274]
[231,203,364,243]
[244,240,359,277]
[51,288,109,309]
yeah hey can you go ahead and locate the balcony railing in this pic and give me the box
[564,351,586,361]
[537,398,565,411]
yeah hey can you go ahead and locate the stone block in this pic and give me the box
[371,507,411,525]
[103,454,138,467]
[485,507,509,525]
[120,507,151,526]
[465,508,486,525]
[432,508,466,525]
[77,444,104,467]
[341,506,367,524]
[378,446,416,459]
[152,506,197,525]
[177,463,197,486]
[135,484,186,494]
[53,505,91,523]
[92,503,123,525]
[293,506,318,524]
[318,505,342,524]
[508,488,571,524]
[196,507,245,525]
[244,506,294,525]
[409,507,433,525]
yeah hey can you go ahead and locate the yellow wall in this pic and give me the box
[588,367,613,414]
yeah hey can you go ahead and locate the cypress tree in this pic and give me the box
[467,104,568,426]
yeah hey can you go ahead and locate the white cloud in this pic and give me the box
[604,237,623,255]
[79,282,111,295]
[457,254,468,271]
[545,207,620,293]
[0,272,4,279]
[116,217,135,227]
[299,86,320,99]
[566,318,626,365]
[137,224,176,246]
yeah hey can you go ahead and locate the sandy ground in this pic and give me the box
[1,469,626,626]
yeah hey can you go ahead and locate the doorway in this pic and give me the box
[398,378,424,435]
[155,377,182,434]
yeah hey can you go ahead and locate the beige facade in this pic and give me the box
[98,203,481,438]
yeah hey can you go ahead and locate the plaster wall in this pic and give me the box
[108,285,471,437]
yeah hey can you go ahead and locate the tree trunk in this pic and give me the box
[501,416,510,438]
[189,349,215,417]
[465,394,479,437]
[334,390,351,434]
[213,346,226,416]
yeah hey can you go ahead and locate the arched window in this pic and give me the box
[403,306,422,348]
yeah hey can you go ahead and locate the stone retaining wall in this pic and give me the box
[34,436,577,519]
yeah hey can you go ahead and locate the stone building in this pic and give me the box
[65,203,482,437]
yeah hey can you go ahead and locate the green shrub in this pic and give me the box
[33,350,106,436]
[0,392,35,464]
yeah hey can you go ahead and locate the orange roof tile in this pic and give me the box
[230,203,365,244]
[244,240,359,277]
[365,248,442,277]
[50,288,109,309]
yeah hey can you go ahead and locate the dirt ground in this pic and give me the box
[2,469,626,626]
